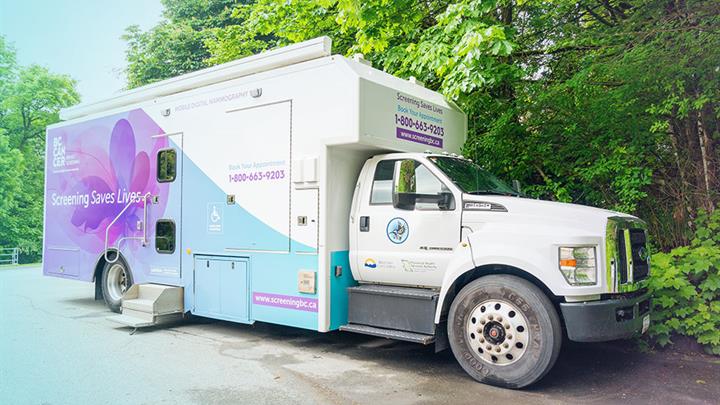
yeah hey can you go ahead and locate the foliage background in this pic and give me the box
[0,37,79,262]
[1,0,718,351]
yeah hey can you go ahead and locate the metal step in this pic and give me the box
[120,308,155,322]
[348,284,439,335]
[348,284,438,300]
[108,314,156,328]
[123,298,156,312]
[340,324,435,345]
[123,284,184,315]
[108,284,184,329]
[108,312,183,328]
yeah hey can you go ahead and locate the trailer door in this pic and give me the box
[145,132,183,282]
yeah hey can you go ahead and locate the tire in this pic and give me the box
[447,275,562,389]
[100,258,133,313]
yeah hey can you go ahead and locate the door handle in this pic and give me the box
[359,216,370,232]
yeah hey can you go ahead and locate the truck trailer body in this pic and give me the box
[43,37,651,388]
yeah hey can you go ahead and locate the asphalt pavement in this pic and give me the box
[1,265,718,405]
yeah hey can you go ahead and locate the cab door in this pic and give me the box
[353,158,462,287]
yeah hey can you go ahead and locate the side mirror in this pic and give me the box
[392,160,418,210]
[392,160,454,211]
[437,192,454,210]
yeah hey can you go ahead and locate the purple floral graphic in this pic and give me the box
[46,109,169,254]
[70,119,152,242]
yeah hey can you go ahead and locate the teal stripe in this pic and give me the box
[329,250,358,330]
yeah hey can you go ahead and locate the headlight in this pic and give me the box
[559,247,597,285]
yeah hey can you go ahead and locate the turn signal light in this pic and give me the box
[559,259,577,267]
[558,246,598,285]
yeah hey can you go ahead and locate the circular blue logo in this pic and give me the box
[386,217,409,244]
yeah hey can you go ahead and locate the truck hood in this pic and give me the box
[461,195,635,235]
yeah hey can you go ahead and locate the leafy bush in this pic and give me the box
[647,210,720,355]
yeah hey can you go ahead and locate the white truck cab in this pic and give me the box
[346,151,651,388]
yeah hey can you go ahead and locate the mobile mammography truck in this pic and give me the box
[43,37,651,388]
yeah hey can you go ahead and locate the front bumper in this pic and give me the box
[560,291,651,342]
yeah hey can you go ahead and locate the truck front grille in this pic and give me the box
[629,229,649,281]
[607,217,650,292]
[616,228,649,285]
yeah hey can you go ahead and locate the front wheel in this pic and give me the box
[101,259,133,313]
[447,275,562,389]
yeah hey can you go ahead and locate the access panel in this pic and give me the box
[193,255,250,323]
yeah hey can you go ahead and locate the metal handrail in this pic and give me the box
[104,193,152,263]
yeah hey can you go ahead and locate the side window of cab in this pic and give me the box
[370,160,397,205]
[370,159,454,211]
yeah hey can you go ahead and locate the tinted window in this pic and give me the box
[157,149,177,183]
[396,160,451,210]
[155,220,176,254]
[370,160,397,204]
[428,156,521,196]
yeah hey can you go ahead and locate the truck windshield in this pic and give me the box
[428,156,522,197]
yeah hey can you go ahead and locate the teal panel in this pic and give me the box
[249,253,319,330]
[329,250,358,330]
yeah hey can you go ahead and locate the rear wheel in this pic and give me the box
[448,275,561,389]
[101,259,133,313]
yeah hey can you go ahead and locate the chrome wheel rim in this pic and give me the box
[106,264,129,301]
[466,299,530,366]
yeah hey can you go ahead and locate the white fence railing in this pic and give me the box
[0,247,19,265]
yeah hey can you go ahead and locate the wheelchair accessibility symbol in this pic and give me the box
[207,203,223,233]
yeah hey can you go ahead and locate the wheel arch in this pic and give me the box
[92,249,130,300]
[435,264,561,324]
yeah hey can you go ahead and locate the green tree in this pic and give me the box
[124,0,248,88]
[0,36,80,261]
[0,130,25,251]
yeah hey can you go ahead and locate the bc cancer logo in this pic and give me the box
[386,217,409,244]
[363,258,377,269]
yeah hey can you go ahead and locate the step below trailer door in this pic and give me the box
[145,132,183,281]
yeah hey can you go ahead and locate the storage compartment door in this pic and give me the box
[220,259,249,320]
[194,257,221,315]
[44,247,80,277]
[193,256,250,323]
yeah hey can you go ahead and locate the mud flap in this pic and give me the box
[434,320,449,353]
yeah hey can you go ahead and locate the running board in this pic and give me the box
[340,324,435,345]
[108,284,184,329]
[347,284,439,335]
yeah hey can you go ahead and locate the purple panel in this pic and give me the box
[252,292,318,313]
[396,127,443,148]
[44,109,169,280]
